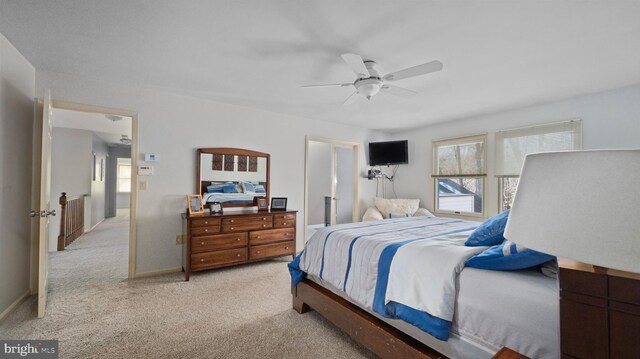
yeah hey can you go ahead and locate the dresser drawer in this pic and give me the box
[191,225,221,236]
[190,217,221,228]
[559,267,607,298]
[250,240,295,260]
[274,214,295,228]
[191,248,247,270]
[191,233,248,252]
[222,215,273,232]
[249,228,295,245]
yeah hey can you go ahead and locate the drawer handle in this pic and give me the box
[237,238,241,241]
[283,222,287,225]
[230,219,235,223]
[263,224,267,227]
[200,259,204,262]
[262,217,267,220]
[237,253,241,257]
[230,227,235,230]
[204,229,208,232]
[201,242,205,245]
[285,246,289,250]
[285,233,289,236]
[204,221,208,224]
[256,251,261,254]
[256,235,261,239]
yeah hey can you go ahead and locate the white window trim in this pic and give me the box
[432,133,487,217]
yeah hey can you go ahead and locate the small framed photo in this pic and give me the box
[209,201,223,215]
[270,197,287,211]
[186,194,204,216]
[255,197,268,211]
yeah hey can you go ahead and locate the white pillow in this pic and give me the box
[374,197,420,219]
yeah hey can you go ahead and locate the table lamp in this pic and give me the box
[504,149,640,273]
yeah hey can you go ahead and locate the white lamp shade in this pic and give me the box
[504,150,640,273]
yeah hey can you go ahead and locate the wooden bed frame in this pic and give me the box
[292,278,447,359]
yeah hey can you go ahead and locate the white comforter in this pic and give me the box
[295,216,485,338]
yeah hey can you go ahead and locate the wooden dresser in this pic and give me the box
[183,210,297,280]
[559,259,640,359]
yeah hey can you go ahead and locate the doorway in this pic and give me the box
[304,136,360,242]
[32,100,139,317]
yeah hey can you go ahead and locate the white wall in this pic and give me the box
[90,134,108,228]
[0,33,35,317]
[48,127,93,250]
[388,84,640,219]
[107,146,131,216]
[36,71,381,274]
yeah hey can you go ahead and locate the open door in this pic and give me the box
[37,89,54,318]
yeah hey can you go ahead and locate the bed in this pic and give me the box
[289,216,559,358]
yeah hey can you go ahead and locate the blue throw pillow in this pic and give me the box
[223,183,238,193]
[241,182,255,193]
[465,240,555,270]
[254,184,266,193]
[465,209,510,247]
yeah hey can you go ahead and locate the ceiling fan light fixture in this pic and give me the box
[120,134,132,145]
[355,78,382,99]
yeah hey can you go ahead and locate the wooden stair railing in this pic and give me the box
[57,192,86,251]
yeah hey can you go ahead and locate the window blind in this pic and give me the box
[495,119,582,177]
[432,134,487,177]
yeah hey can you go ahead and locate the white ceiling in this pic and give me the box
[2,1,640,131]
[52,108,132,146]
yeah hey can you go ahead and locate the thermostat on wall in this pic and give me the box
[138,165,154,176]
[144,153,160,162]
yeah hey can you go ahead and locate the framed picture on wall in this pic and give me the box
[93,153,98,181]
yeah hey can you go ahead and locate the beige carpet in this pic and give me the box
[0,215,374,359]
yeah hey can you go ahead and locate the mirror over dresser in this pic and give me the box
[183,148,296,281]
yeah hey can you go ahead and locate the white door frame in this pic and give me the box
[31,100,139,281]
[304,136,360,243]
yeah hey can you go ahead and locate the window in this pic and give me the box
[117,158,132,193]
[432,134,487,216]
[495,119,582,211]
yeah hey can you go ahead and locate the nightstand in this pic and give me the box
[558,259,640,359]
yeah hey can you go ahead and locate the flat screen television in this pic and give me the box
[368,140,408,166]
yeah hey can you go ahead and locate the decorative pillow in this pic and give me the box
[465,240,555,271]
[465,209,510,247]
[389,212,411,219]
[254,184,266,193]
[207,183,225,193]
[223,182,239,193]
[374,197,420,219]
[241,182,255,194]
[413,208,435,217]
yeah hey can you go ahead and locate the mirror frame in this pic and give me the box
[196,148,270,208]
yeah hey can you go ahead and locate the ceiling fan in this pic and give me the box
[303,53,443,104]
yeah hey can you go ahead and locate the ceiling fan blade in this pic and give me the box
[301,83,353,88]
[342,92,360,105]
[381,85,417,98]
[341,53,370,78]
[383,60,443,82]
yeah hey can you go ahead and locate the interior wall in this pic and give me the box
[48,127,93,250]
[36,70,383,274]
[90,134,108,228]
[335,147,355,225]
[388,84,640,219]
[0,33,35,317]
[307,141,332,225]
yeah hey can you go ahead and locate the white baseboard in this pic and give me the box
[87,218,105,232]
[0,290,30,323]
[133,266,182,279]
